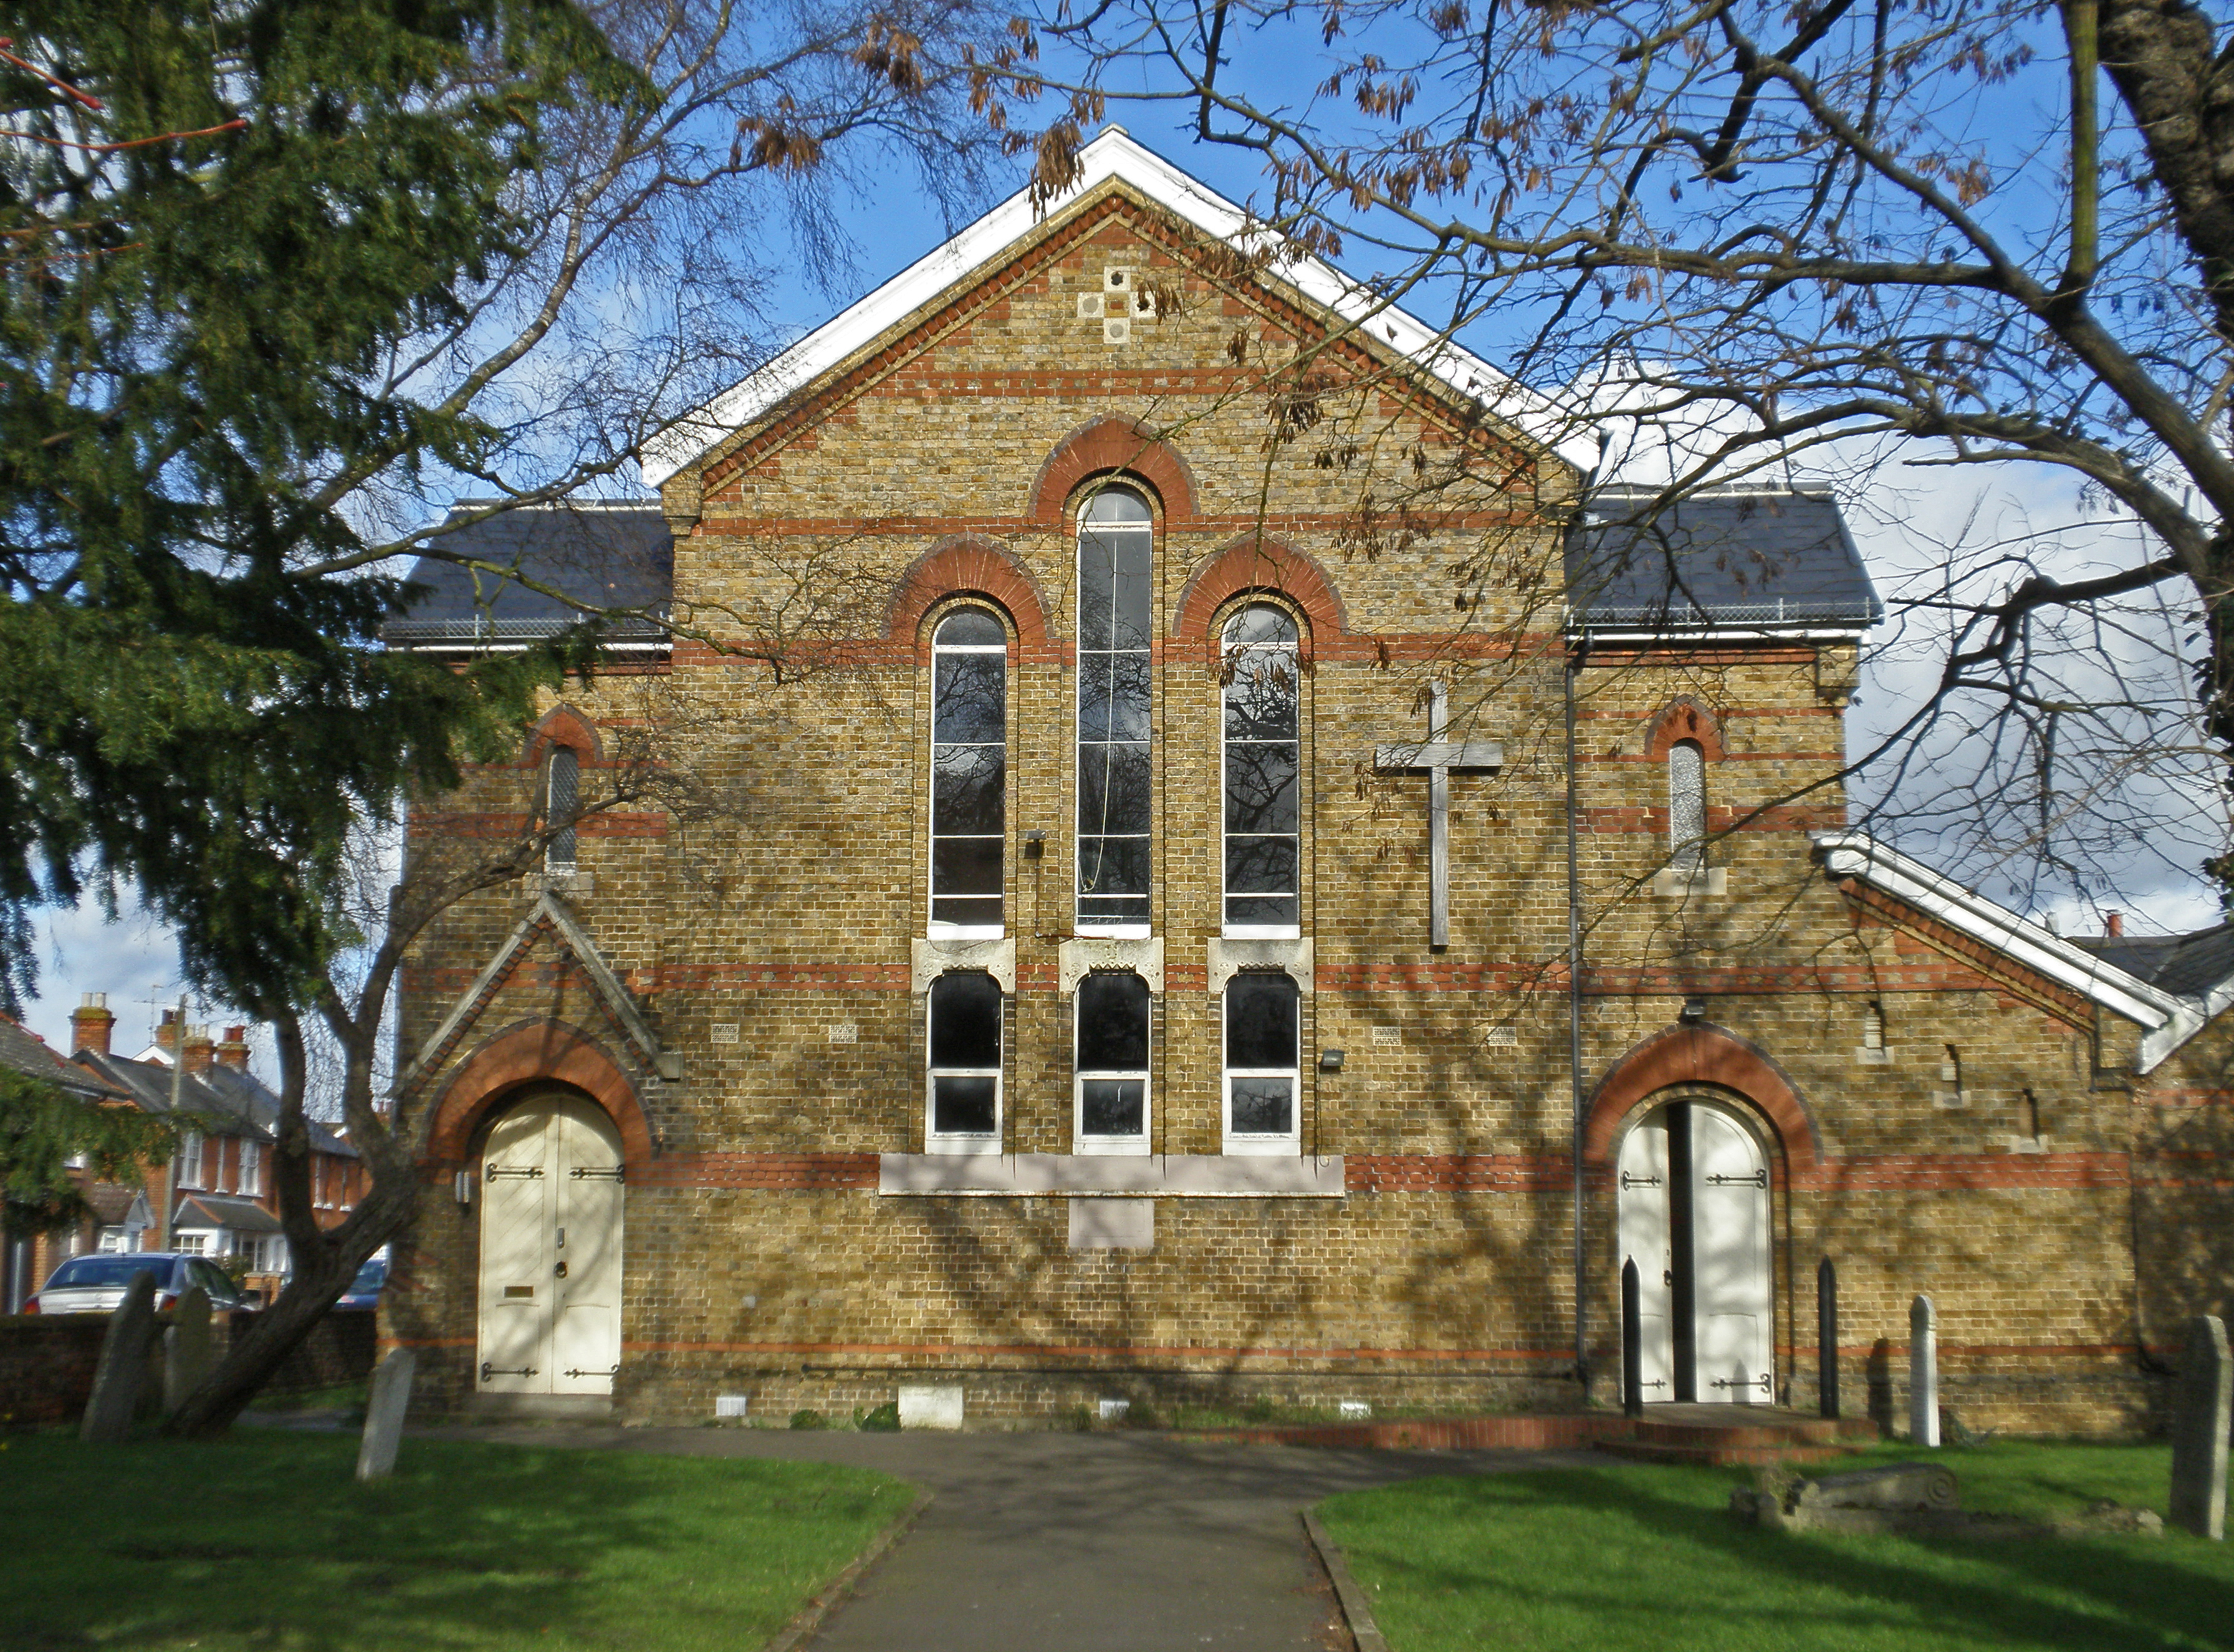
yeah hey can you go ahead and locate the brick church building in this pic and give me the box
[383,130,2234,1430]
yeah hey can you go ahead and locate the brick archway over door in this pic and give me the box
[425,1018,654,1173]
[1584,1023,1819,1174]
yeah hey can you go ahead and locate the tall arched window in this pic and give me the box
[1667,739,1705,876]
[1221,603,1300,935]
[1224,972,1300,1155]
[545,746,580,873]
[1076,485,1153,933]
[927,971,1002,1148]
[931,608,1007,934]
[1075,971,1151,1153]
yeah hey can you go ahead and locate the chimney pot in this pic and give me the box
[2106,911,2124,938]
[216,1025,251,1070]
[70,992,115,1057]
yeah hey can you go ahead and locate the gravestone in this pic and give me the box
[1909,1295,1939,1448]
[1799,1462,1958,1512]
[2168,1315,2229,1540]
[163,1287,214,1414]
[356,1348,417,1482]
[80,1271,158,1443]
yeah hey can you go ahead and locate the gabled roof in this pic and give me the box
[74,1050,271,1138]
[381,502,672,651]
[641,128,1594,488]
[1568,487,1882,638]
[171,1193,282,1235]
[1812,832,2232,1072]
[395,891,669,1093]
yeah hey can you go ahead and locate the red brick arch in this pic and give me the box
[1028,416,1199,525]
[1583,1023,1819,1174]
[886,535,1052,651]
[1174,534,1348,643]
[1646,698,1725,762]
[424,1018,654,1172]
[525,704,602,767]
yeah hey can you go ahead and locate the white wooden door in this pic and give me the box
[1693,1105,1773,1403]
[476,1095,623,1396]
[1616,1115,1674,1401]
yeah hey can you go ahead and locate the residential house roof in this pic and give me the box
[381,502,672,650]
[170,1193,283,1236]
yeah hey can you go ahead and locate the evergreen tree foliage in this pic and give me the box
[0,1067,173,1237]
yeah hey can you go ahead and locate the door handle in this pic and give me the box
[1664,1269,1674,1287]
[554,1260,569,1279]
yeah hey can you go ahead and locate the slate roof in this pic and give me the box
[381,502,671,649]
[0,1012,133,1102]
[2073,924,2234,999]
[1566,487,1882,634]
[75,1050,266,1136]
[171,1193,282,1235]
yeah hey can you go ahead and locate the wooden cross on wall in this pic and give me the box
[1374,681,1502,949]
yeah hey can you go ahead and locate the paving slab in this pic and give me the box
[419,1423,1592,1649]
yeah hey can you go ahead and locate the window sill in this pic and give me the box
[1072,1138,1151,1157]
[1222,924,1302,942]
[922,1138,1003,1157]
[1075,923,1151,940]
[928,923,1005,942]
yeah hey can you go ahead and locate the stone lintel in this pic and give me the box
[911,936,1017,995]
[1206,937,1313,996]
[1058,936,1164,995]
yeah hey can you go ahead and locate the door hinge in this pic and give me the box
[1619,1171,1663,1190]
[1705,1169,1767,1188]
[570,1165,625,1181]
[481,1362,538,1383]
[486,1164,544,1181]
[563,1366,621,1380]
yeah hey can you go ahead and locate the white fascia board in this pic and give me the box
[641,128,1591,487]
[1810,831,2202,1070]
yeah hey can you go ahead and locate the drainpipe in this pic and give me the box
[1566,630,1589,1399]
[157,994,185,1251]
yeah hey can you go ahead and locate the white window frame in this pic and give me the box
[1220,603,1302,939]
[174,1231,210,1256]
[97,1227,128,1254]
[1075,485,1155,938]
[1073,972,1152,1156]
[1222,972,1302,1156]
[924,971,1003,1154]
[928,608,1009,939]
[238,1140,263,1198]
[177,1131,204,1190]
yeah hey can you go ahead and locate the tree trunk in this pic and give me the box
[162,1174,418,1437]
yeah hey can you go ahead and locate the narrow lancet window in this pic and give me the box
[1075,971,1151,1151]
[927,971,1002,1147]
[1667,739,1705,875]
[931,608,1007,933]
[1077,486,1154,932]
[545,746,580,872]
[1222,604,1301,934]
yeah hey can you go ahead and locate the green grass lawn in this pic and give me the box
[0,1431,912,1650]
[1318,1439,2234,1652]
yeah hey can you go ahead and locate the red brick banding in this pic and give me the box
[1028,415,1199,525]
[426,1017,654,1171]
[1172,533,1348,643]
[886,534,1053,651]
[1584,1023,1820,1173]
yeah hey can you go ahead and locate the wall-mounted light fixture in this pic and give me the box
[1022,830,1047,859]
[453,1168,474,1207]
[1680,997,1707,1024]
[1318,1048,1346,1073]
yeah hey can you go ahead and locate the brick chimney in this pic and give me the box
[216,1025,251,1070]
[2106,911,2124,938]
[71,992,114,1057]
[182,1024,216,1075]
[153,1009,182,1060]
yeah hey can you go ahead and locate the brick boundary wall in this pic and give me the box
[0,1308,378,1431]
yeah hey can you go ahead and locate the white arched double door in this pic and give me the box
[477,1093,624,1397]
[1617,1097,1773,1403]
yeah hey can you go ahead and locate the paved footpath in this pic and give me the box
[423,1424,1590,1650]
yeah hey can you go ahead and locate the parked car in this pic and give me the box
[29,1253,256,1315]
[336,1256,387,1310]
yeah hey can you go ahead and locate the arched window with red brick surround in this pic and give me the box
[1647,699,1723,881]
